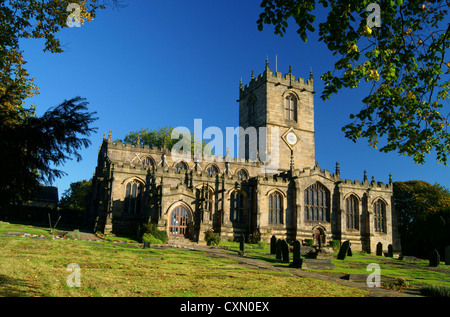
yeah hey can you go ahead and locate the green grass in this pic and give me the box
[3,221,448,297]
[0,222,369,297]
[223,240,450,289]
[0,221,52,236]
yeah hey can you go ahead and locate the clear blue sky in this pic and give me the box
[20,0,449,198]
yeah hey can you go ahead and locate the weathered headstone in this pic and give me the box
[429,249,440,267]
[376,242,383,256]
[337,240,350,260]
[239,234,245,255]
[299,259,335,270]
[400,255,420,262]
[143,242,150,249]
[276,239,282,260]
[387,244,393,257]
[292,240,301,268]
[281,240,289,262]
[445,246,450,265]
[270,235,277,255]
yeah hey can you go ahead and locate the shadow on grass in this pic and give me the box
[0,274,42,297]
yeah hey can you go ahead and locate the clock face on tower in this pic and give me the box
[286,132,297,145]
[281,128,299,150]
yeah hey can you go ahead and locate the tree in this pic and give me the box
[59,179,92,211]
[393,180,450,257]
[118,127,210,154]
[0,97,98,205]
[120,127,179,150]
[1,1,118,121]
[257,0,450,165]
[0,1,120,204]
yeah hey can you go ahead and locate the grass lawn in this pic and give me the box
[0,222,367,297]
[0,221,52,236]
[221,241,450,289]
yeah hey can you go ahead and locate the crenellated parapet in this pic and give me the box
[239,59,314,99]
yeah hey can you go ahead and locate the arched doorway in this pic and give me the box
[313,227,326,247]
[169,205,192,238]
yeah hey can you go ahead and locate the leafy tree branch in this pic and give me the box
[257,0,450,164]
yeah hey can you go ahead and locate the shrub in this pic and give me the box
[72,229,81,239]
[304,239,314,247]
[248,230,261,244]
[256,241,266,249]
[142,233,163,245]
[420,285,450,297]
[141,223,168,243]
[329,240,340,251]
[53,230,68,237]
[205,229,220,246]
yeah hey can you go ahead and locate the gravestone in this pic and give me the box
[341,274,372,282]
[270,235,277,255]
[292,240,301,268]
[239,234,245,255]
[376,242,383,256]
[347,246,352,257]
[445,246,450,265]
[281,240,289,262]
[143,242,150,249]
[429,249,440,267]
[337,240,350,260]
[387,244,393,257]
[276,239,282,260]
[299,259,335,270]
[400,255,420,262]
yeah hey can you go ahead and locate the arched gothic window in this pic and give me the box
[206,165,219,176]
[230,190,245,223]
[236,169,249,181]
[248,95,256,126]
[204,188,214,220]
[269,192,283,224]
[304,182,330,221]
[175,161,188,173]
[346,195,359,230]
[142,156,155,169]
[124,181,144,214]
[284,94,297,121]
[374,200,386,233]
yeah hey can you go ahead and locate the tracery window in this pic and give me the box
[236,169,249,181]
[204,188,214,220]
[269,192,283,224]
[175,161,188,173]
[124,181,144,214]
[346,195,359,230]
[248,95,256,126]
[304,182,330,221]
[206,165,219,176]
[284,94,297,121]
[374,200,386,233]
[230,190,245,223]
[142,156,155,169]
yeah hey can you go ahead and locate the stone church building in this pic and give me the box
[88,60,400,253]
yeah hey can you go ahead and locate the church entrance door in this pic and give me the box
[169,206,191,238]
[314,227,325,247]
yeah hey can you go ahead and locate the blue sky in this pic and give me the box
[20,0,449,197]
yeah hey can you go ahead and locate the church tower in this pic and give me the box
[238,59,315,172]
